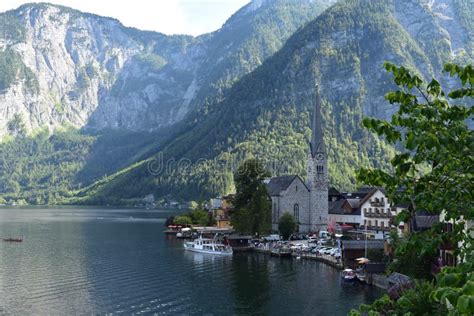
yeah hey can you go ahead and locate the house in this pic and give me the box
[210,195,234,229]
[359,188,402,239]
[328,197,361,230]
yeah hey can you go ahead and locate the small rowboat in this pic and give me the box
[3,238,23,242]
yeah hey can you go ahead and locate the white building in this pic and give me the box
[359,188,402,239]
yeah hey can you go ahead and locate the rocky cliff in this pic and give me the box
[0,0,335,137]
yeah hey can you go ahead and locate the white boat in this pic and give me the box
[184,236,233,256]
[356,269,366,282]
[176,227,192,238]
[342,268,356,282]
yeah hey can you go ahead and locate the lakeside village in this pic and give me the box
[163,86,461,292]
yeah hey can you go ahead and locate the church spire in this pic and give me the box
[310,84,324,158]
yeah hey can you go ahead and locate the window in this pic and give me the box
[375,220,378,228]
[316,165,324,174]
[294,204,300,221]
[381,221,385,229]
[273,203,277,222]
[296,185,298,192]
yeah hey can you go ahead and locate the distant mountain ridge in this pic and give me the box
[74,0,473,204]
[0,0,472,205]
[0,0,335,137]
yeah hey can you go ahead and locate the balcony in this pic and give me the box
[364,225,391,232]
[370,201,386,207]
[364,211,393,218]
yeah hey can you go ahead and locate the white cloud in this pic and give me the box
[0,0,251,36]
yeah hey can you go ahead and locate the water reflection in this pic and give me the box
[0,208,382,315]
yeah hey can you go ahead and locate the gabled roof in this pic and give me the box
[387,272,413,285]
[329,187,342,196]
[415,215,439,229]
[330,199,361,215]
[346,198,361,208]
[266,175,309,196]
[358,187,386,206]
[328,200,346,214]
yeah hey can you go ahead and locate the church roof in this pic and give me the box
[266,175,308,196]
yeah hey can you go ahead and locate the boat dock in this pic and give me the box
[252,245,343,269]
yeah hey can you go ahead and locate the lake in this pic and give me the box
[0,207,382,315]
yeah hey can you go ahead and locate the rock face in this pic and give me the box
[0,0,335,137]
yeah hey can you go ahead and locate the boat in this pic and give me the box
[176,227,192,238]
[270,247,292,258]
[356,268,366,282]
[184,235,233,256]
[3,238,23,242]
[342,268,356,282]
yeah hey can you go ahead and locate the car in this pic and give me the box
[308,236,318,244]
[263,234,280,242]
[319,247,333,255]
[329,248,339,256]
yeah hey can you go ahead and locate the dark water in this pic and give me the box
[0,208,382,315]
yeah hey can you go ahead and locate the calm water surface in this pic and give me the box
[0,207,382,315]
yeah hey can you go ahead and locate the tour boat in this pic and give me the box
[342,268,356,282]
[184,236,233,256]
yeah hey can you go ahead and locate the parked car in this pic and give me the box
[263,234,280,242]
[319,247,333,255]
[329,248,340,256]
[308,236,318,244]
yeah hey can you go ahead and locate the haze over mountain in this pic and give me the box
[0,0,472,205]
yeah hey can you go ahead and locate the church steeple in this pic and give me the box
[310,84,325,158]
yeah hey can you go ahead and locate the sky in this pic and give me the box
[0,0,251,36]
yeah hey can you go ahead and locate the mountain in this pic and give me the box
[0,0,335,137]
[72,0,473,205]
[0,0,337,204]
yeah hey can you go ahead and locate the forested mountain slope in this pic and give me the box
[75,0,473,204]
[0,0,336,204]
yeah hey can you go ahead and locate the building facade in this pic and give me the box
[268,85,328,233]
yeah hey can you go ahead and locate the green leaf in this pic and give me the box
[456,295,474,314]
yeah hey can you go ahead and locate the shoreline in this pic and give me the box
[250,246,343,269]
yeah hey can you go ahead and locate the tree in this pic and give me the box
[231,158,272,235]
[174,215,192,226]
[7,113,26,138]
[278,213,296,240]
[165,216,175,227]
[190,209,210,227]
[352,62,473,315]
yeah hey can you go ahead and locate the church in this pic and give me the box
[266,85,328,233]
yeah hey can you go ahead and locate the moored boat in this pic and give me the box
[184,235,233,256]
[356,269,366,282]
[342,268,356,282]
[176,227,192,238]
[3,238,23,242]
